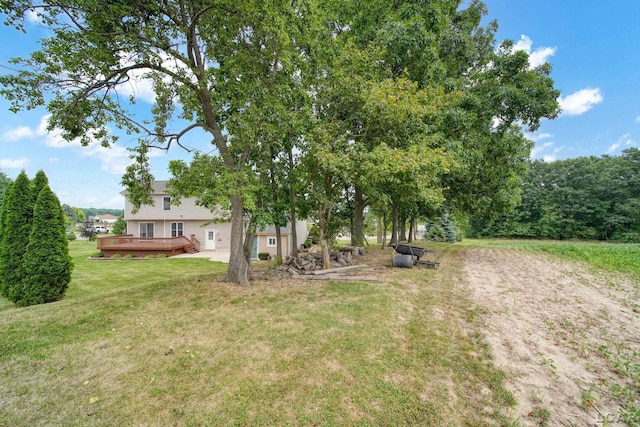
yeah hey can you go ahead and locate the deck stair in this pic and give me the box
[184,243,199,254]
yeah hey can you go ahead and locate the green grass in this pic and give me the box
[0,241,518,426]
[468,239,640,279]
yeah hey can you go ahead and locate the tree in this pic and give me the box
[0,170,11,204]
[111,215,127,235]
[0,181,14,289]
[0,0,308,286]
[17,185,73,306]
[31,170,49,206]
[73,207,86,224]
[470,149,640,242]
[0,171,33,301]
[62,204,77,222]
[319,0,559,246]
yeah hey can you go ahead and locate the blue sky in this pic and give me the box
[1,1,639,209]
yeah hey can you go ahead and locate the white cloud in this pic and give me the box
[608,133,636,153]
[2,126,36,142]
[0,157,30,169]
[607,143,621,154]
[5,114,133,175]
[115,51,195,104]
[26,9,44,24]
[531,141,556,158]
[635,116,640,123]
[558,88,603,116]
[524,131,553,143]
[116,70,157,104]
[513,35,557,68]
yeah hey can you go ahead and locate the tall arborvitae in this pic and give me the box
[18,185,73,306]
[0,172,33,302]
[31,170,49,205]
[0,181,14,296]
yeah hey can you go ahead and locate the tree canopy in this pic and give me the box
[470,148,640,242]
[1,0,561,283]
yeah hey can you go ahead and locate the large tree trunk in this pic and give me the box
[351,186,366,247]
[399,210,407,241]
[318,203,331,269]
[408,218,414,243]
[390,200,399,245]
[382,211,388,248]
[288,147,298,257]
[275,226,283,263]
[289,210,298,258]
[226,194,250,287]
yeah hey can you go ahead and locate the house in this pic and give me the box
[253,223,308,259]
[97,181,306,258]
[94,214,118,224]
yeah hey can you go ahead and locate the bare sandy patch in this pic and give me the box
[462,247,639,426]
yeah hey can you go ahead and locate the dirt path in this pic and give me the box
[462,247,639,426]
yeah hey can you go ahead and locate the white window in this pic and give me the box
[267,237,277,247]
[171,222,184,237]
[163,196,171,211]
[140,223,154,238]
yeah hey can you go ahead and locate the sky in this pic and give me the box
[1,1,639,209]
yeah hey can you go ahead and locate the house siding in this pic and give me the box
[122,181,306,257]
[257,234,289,258]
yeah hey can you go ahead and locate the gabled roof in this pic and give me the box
[96,214,118,220]
[120,180,169,195]
[256,224,293,235]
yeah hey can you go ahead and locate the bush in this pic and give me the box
[424,223,445,242]
[17,185,73,306]
[144,254,167,259]
[258,252,270,260]
[110,254,122,259]
[66,231,77,241]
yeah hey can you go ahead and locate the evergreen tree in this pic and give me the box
[31,170,49,205]
[111,215,127,235]
[440,213,457,243]
[0,170,11,203]
[0,172,33,301]
[0,181,14,294]
[17,185,73,306]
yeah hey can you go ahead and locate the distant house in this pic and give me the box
[97,181,306,258]
[94,214,118,224]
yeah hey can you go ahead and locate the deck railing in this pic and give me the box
[190,234,201,252]
[97,235,196,252]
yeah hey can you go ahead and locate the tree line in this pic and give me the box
[470,148,640,242]
[0,0,560,285]
[0,171,73,306]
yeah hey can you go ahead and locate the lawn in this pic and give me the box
[1,239,637,426]
[469,239,640,278]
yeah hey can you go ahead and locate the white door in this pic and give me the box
[205,229,217,250]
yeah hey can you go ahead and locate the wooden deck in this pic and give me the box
[96,235,200,258]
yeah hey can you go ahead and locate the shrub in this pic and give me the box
[258,252,270,261]
[110,254,122,259]
[0,172,33,300]
[424,223,445,242]
[17,185,73,307]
